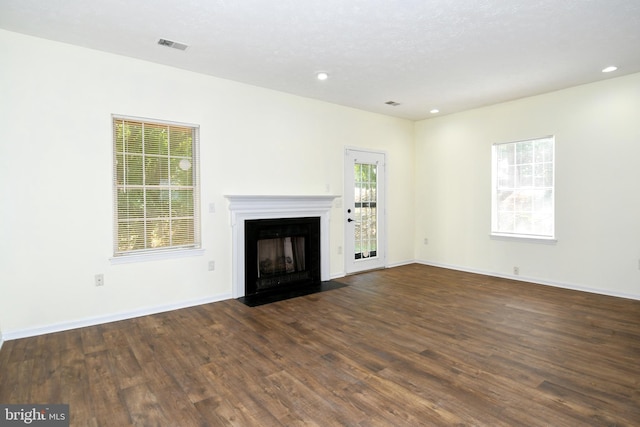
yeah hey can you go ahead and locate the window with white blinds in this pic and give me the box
[113,116,200,256]
[491,136,555,240]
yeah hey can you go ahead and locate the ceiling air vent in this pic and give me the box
[157,38,189,51]
[385,101,401,107]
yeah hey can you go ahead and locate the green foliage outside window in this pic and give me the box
[114,118,199,254]
[354,163,378,258]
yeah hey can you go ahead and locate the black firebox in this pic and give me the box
[244,217,321,298]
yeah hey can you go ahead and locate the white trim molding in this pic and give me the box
[417,260,640,301]
[225,195,338,298]
[2,293,231,342]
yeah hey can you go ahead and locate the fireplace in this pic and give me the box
[225,195,338,299]
[244,217,321,297]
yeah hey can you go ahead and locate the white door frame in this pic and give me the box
[344,147,387,274]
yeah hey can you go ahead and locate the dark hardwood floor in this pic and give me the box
[1,264,639,426]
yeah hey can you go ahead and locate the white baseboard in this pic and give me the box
[386,259,416,269]
[330,259,415,280]
[0,330,4,352]
[416,260,640,301]
[2,293,232,342]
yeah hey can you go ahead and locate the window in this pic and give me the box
[354,162,378,259]
[491,136,555,239]
[113,116,200,257]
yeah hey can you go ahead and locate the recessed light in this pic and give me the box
[430,109,440,114]
[316,72,329,81]
[602,66,618,73]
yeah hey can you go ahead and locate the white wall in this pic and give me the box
[0,30,416,336]
[414,73,640,299]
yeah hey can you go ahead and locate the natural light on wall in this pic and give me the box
[491,136,555,240]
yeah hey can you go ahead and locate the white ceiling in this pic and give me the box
[2,0,639,120]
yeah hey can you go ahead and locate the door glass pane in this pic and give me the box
[354,163,378,259]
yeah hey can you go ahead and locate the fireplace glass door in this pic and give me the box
[257,237,305,277]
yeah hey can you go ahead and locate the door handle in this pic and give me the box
[347,218,354,222]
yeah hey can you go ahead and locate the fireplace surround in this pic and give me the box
[225,195,338,298]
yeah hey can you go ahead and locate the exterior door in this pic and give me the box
[344,148,386,274]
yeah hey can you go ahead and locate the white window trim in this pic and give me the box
[489,233,557,244]
[112,114,201,260]
[491,135,556,241]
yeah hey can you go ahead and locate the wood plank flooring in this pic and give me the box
[1,264,639,426]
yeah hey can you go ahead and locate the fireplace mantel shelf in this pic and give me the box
[225,195,339,200]
[225,195,339,213]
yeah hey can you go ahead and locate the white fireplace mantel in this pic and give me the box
[225,195,338,298]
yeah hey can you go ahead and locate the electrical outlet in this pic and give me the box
[208,261,215,271]
[513,266,520,275]
[95,274,104,287]
[423,238,429,245]
[338,246,343,255]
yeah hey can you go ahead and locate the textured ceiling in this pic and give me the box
[1,0,639,120]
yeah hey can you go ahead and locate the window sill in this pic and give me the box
[490,233,557,244]
[109,248,205,265]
